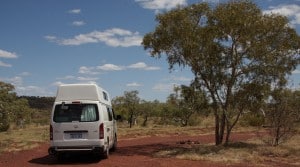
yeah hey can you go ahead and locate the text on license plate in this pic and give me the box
[70,133,82,139]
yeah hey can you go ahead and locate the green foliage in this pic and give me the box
[138,100,161,126]
[142,0,300,145]
[167,84,208,126]
[0,82,16,132]
[240,113,265,127]
[112,90,140,128]
[0,81,33,131]
[0,107,10,132]
[264,89,299,146]
[12,98,32,126]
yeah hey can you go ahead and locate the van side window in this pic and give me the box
[103,92,108,101]
[107,107,113,121]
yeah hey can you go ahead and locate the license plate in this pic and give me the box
[70,133,82,139]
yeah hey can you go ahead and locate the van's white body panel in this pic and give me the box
[49,84,117,157]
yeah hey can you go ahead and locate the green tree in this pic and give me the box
[12,98,31,127]
[139,100,160,126]
[0,103,9,132]
[264,89,299,146]
[112,96,127,121]
[0,81,32,131]
[142,1,300,145]
[168,83,208,126]
[112,90,140,128]
[0,82,17,131]
[124,90,140,128]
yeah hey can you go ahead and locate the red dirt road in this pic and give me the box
[0,133,258,167]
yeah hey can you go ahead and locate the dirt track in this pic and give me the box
[0,132,261,167]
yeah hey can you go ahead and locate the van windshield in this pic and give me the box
[53,104,99,123]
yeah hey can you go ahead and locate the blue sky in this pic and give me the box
[0,0,300,102]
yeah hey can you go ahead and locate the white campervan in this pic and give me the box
[48,84,118,159]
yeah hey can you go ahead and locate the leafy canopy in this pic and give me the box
[142,0,300,145]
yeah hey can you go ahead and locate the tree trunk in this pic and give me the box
[224,110,242,145]
[274,125,280,146]
[219,112,226,144]
[225,120,232,146]
[215,112,221,145]
[142,116,148,127]
[129,113,133,128]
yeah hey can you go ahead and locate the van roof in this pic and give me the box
[55,84,111,105]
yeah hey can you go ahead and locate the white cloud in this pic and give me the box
[153,75,191,92]
[68,9,81,14]
[1,76,23,86]
[59,34,98,45]
[292,69,300,74]
[152,83,178,92]
[44,35,57,41]
[126,82,142,87]
[56,75,76,80]
[19,72,31,76]
[202,0,219,3]
[128,62,160,70]
[128,62,147,68]
[17,85,53,96]
[0,49,18,58]
[46,28,143,47]
[78,66,100,75]
[52,81,65,86]
[72,21,86,26]
[1,76,54,96]
[264,4,300,26]
[0,61,12,67]
[78,62,160,75]
[77,76,99,81]
[136,0,187,11]
[97,64,124,71]
[170,76,191,82]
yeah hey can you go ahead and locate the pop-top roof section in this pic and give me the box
[55,84,111,105]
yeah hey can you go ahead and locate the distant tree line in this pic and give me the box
[0,81,54,132]
[20,96,54,110]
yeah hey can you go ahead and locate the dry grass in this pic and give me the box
[0,124,48,153]
[117,115,217,138]
[118,124,215,139]
[1,119,299,167]
[154,132,300,167]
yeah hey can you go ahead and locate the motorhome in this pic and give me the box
[48,84,118,159]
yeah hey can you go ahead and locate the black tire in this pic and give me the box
[56,153,65,162]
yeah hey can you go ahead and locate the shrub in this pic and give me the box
[240,113,264,127]
[0,111,10,132]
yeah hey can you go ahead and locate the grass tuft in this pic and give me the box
[0,125,48,154]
